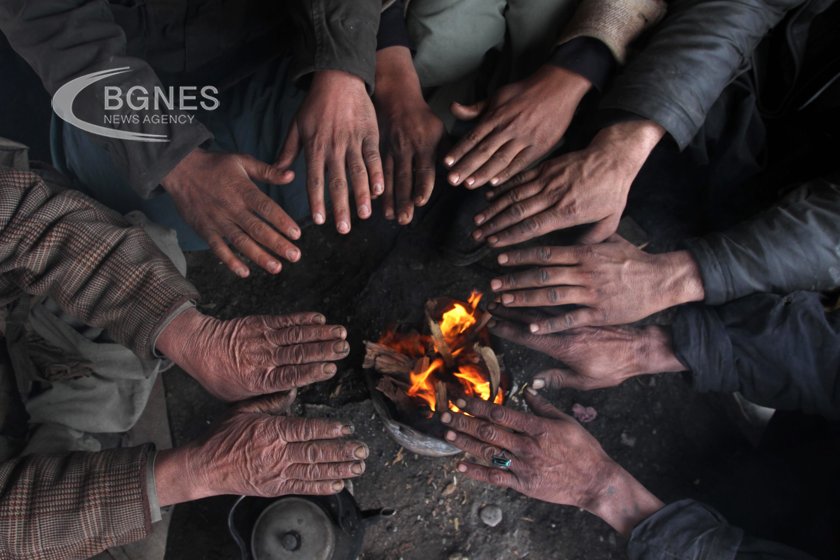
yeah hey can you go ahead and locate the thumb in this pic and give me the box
[450,100,487,121]
[275,121,302,170]
[524,388,569,421]
[532,368,580,391]
[234,389,298,416]
[239,154,294,185]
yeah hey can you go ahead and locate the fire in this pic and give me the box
[380,291,503,413]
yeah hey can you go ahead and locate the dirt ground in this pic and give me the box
[159,184,767,560]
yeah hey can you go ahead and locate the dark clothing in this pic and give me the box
[549,37,617,91]
[685,175,840,306]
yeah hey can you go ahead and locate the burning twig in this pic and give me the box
[477,344,501,403]
[363,341,414,377]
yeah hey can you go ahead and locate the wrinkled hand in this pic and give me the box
[374,47,446,225]
[488,306,684,390]
[473,120,665,247]
[161,148,302,278]
[155,392,368,504]
[275,70,384,234]
[491,237,705,331]
[441,393,664,536]
[157,308,350,402]
[444,65,590,189]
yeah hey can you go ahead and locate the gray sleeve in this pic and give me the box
[685,176,840,306]
[627,499,818,560]
[0,0,213,198]
[601,0,804,148]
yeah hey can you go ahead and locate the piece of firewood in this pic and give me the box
[364,341,414,377]
[376,376,415,409]
[477,344,501,403]
[435,381,448,413]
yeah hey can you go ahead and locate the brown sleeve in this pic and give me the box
[0,168,200,359]
[556,0,667,63]
[0,445,154,560]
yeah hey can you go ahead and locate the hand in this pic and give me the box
[275,70,384,234]
[155,392,369,504]
[488,306,685,390]
[441,392,664,536]
[491,238,705,330]
[156,308,350,402]
[374,47,446,224]
[444,65,590,189]
[473,120,665,247]
[161,148,302,278]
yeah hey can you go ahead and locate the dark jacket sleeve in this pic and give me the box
[0,168,199,359]
[627,499,818,560]
[685,175,840,306]
[0,0,213,199]
[0,446,154,560]
[671,292,840,420]
[288,0,383,92]
[601,0,806,148]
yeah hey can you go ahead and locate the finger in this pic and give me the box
[499,287,593,308]
[278,416,356,442]
[363,135,385,198]
[490,267,584,293]
[273,339,350,365]
[382,154,396,220]
[487,304,549,326]
[486,167,541,200]
[275,122,302,170]
[443,428,505,462]
[413,150,436,207]
[347,148,372,220]
[285,461,365,481]
[454,397,535,433]
[488,319,564,357]
[303,137,328,225]
[269,324,347,346]
[449,100,487,122]
[464,141,524,189]
[263,312,328,328]
[235,388,297,415]
[441,411,527,453]
[394,152,414,225]
[207,233,250,278]
[239,205,301,267]
[281,479,346,496]
[577,216,620,245]
[449,132,510,189]
[486,208,564,248]
[475,181,544,228]
[267,363,338,391]
[496,246,579,267]
[524,388,572,421]
[531,368,577,391]
[245,188,303,243]
[530,308,606,334]
[327,152,352,234]
[456,461,519,490]
[224,224,283,275]
[476,192,555,241]
[285,438,369,462]
[489,148,540,187]
[239,153,294,186]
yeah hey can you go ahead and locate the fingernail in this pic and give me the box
[457,463,468,473]
[472,230,483,241]
[332,326,347,338]
[314,212,326,225]
[324,363,338,374]
[486,191,495,200]
[487,302,498,311]
[398,212,410,225]
[332,481,345,492]
[354,445,369,459]
[314,315,327,324]
[359,204,371,219]
[267,260,281,273]
[342,425,355,435]
[352,462,365,475]
[445,430,457,442]
[488,236,499,246]
[414,196,425,205]
[374,183,385,196]
[456,399,467,408]
[334,341,349,353]
[474,214,486,225]
[337,221,350,234]
[526,388,539,397]
[449,173,460,185]
[530,324,540,333]
[286,249,300,262]
[501,294,514,305]
[385,211,395,220]
[532,379,545,390]
[236,266,250,278]
[441,412,452,424]
[289,227,302,240]
[488,319,497,328]
[490,177,500,186]
[444,157,455,167]
[490,279,502,291]
[465,177,475,187]
[498,254,509,265]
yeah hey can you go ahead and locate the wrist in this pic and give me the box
[635,326,686,374]
[592,120,664,172]
[659,250,705,306]
[155,447,211,506]
[155,307,210,369]
[161,148,204,194]
[374,46,424,112]
[530,64,592,98]
[586,462,665,537]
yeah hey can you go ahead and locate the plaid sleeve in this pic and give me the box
[0,168,200,359]
[0,445,154,560]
